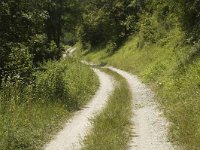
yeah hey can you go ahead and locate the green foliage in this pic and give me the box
[35,59,99,110]
[0,0,78,81]
[29,34,48,65]
[3,43,33,81]
[0,59,99,149]
[137,13,160,47]
[78,0,141,51]
[79,0,200,51]
[29,34,61,65]
[169,0,200,41]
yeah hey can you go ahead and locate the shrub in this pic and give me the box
[34,59,98,110]
[3,43,33,82]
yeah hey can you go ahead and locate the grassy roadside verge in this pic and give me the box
[0,58,99,150]
[82,68,132,150]
[83,28,200,149]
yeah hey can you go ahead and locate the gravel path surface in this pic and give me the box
[107,67,174,150]
[44,68,114,150]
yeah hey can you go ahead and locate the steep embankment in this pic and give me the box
[84,27,200,149]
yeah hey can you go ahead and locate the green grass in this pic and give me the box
[83,27,200,149]
[82,68,132,150]
[0,58,99,150]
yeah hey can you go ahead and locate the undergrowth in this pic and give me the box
[82,68,132,150]
[84,27,200,149]
[0,58,99,150]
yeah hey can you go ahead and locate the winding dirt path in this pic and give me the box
[44,69,114,150]
[107,67,174,150]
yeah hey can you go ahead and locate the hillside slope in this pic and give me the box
[84,27,200,149]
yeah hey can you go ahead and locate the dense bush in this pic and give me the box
[3,43,33,79]
[169,0,200,41]
[35,59,98,110]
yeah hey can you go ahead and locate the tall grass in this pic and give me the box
[82,68,132,150]
[84,27,200,149]
[0,58,99,150]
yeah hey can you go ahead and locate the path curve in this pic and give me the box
[44,68,114,150]
[107,67,174,150]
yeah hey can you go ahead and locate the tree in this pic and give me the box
[0,0,65,81]
[78,0,142,51]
